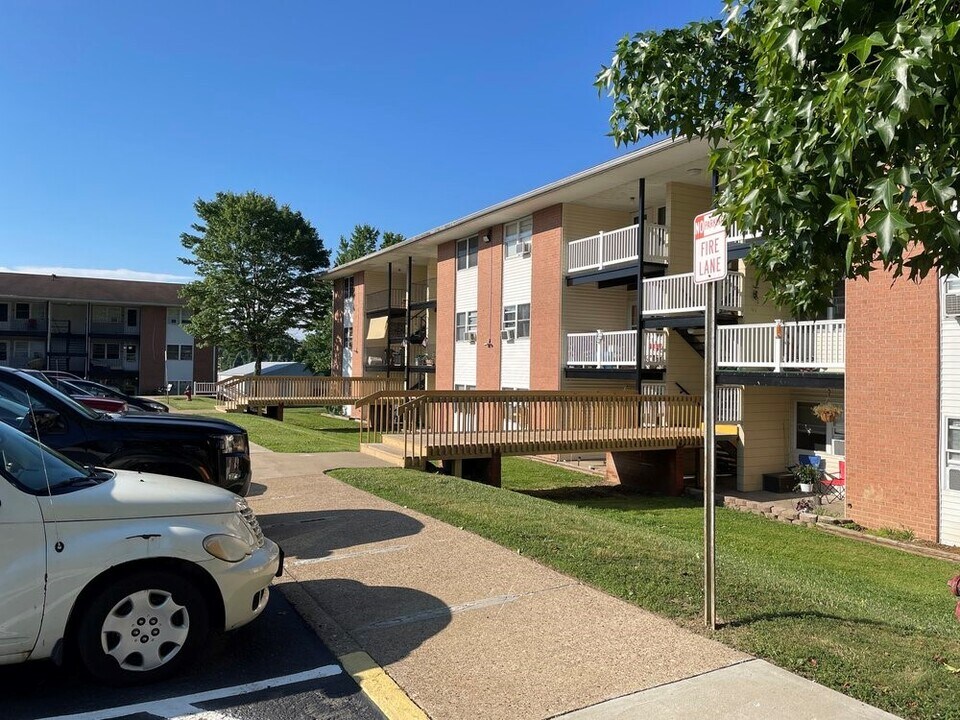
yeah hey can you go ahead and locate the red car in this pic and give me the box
[21,371,127,414]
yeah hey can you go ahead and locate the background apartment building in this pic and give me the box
[0,272,215,394]
[326,137,960,546]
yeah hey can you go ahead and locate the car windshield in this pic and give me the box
[0,421,107,495]
[4,371,101,421]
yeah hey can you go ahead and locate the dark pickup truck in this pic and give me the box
[0,367,251,495]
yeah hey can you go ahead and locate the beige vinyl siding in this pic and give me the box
[561,285,633,365]
[665,183,712,276]
[501,241,532,389]
[561,205,635,244]
[739,261,794,323]
[664,331,704,397]
[738,387,793,491]
[941,280,960,545]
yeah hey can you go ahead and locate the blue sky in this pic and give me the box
[0,0,719,281]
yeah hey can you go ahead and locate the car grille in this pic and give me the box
[239,503,265,548]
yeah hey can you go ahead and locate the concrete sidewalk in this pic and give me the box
[247,448,900,720]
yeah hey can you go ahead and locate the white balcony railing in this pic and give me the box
[566,223,669,273]
[717,319,845,372]
[643,272,743,315]
[566,329,668,369]
[717,385,743,423]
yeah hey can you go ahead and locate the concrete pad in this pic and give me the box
[556,659,902,720]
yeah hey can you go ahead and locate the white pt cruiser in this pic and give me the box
[0,420,282,684]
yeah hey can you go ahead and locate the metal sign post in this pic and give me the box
[693,210,727,630]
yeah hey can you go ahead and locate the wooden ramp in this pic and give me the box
[355,390,728,467]
[218,376,404,412]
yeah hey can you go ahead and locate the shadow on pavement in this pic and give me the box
[259,508,424,560]
[301,579,452,666]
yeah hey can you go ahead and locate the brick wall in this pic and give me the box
[352,272,365,378]
[531,204,563,390]
[477,225,503,390]
[138,306,166,394]
[845,269,939,540]
[192,345,216,383]
[435,241,456,390]
[331,279,344,375]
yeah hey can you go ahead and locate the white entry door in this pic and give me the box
[941,417,960,546]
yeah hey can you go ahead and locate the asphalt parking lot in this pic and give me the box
[4,591,384,720]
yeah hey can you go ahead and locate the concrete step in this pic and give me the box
[359,442,407,467]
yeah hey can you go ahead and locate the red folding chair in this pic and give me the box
[820,460,845,501]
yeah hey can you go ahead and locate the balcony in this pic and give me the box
[566,329,668,369]
[643,272,743,316]
[0,318,48,334]
[566,223,668,274]
[717,319,845,372]
[89,321,139,336]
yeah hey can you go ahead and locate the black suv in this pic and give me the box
[0,367,251,495]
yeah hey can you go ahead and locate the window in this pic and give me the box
[166,344,180,360]
[92,306,122,323]
[947,419,960,491]
[502,303,531,339]
[126,308,138,327]
[504,217,533,259]
[0,342,7,362]
[168,308,192,325]
[0,304,7,322]
[656,206,667,225]
[457,236,479,271]
[455,311,477,342]
[343,277,355,299]
[796,401,844,455]
[166,344,192,361]
[180,345,193,361]
[124,344,137,363]
[15,303,30,320]
[343,326,353,350]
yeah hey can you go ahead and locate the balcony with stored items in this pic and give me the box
[566,223,669,276]
[566,329,668,370]
[716,319,845,389]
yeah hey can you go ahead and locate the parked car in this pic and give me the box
[21,371,128,415]
[0,368,252,495]
[0,419,281,684]
[48,377,169,413]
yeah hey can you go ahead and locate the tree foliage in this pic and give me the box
[334,224,406,264]
[381,231,406,248]
[597,0,960,315]
[179,191,329,375]
[298,315,333,374]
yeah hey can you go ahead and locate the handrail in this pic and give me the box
[218,375,405,411]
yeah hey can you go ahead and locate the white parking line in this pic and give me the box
[36,665,343,720]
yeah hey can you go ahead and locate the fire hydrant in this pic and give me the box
[185,387,192,402]
[949,575,960,621]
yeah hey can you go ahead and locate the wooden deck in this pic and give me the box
[218,376,404,412]
[356,390,725,466]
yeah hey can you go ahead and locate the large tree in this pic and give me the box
[334,224,381,265]
[597,0,960,315]
[179,191,329,375]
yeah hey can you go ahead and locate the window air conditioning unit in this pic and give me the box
[946,290,960,316]
[464,330,477,343]
[501,327,516,342]
[831,439,845,456]
[518,241,531,257]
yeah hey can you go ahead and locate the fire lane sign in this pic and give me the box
[693,210,728,284]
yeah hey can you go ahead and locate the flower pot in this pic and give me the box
[798,482,814,493]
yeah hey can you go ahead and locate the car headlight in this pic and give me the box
[220,433,248,454]
[203,534,253,562]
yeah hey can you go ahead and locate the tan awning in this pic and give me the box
[366,316,388,341]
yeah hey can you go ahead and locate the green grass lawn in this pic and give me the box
[200,408,362,452]
[163,396,219,411]
[329,464,960,720]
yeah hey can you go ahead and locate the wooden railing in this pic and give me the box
[717,319,845,372]
[643,272,743,315]
[192,381,219,396]
[566,223,669,273]
[566,329,668,368]
[218,375,405,411]
[358,391,704,462]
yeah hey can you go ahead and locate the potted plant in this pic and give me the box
[793,463,821,494]
[812,401,843,423]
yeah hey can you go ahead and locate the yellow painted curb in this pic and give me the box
[340,651,429,720]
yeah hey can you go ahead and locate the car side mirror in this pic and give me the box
[30,408,63,433]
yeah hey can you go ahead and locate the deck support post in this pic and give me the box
[404,256,413,389]
[386,261,393,379]
[635,178,646,394]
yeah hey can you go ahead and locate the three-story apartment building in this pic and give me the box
[0,272,215,394]
[325,136,955,546]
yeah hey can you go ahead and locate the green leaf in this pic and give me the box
[873,116,895,147]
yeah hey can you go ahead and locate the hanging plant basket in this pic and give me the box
[812,402,843,423]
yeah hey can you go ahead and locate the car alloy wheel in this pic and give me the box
[100,588,190,671]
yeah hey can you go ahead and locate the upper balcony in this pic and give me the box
[365,281,437,315]
[717,319,845,372]
[566,329,667,370]
[0,318,48,335]
[644,272,743,316]
[566,223,668,275]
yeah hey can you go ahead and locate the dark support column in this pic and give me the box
[404,256,413,389]
[386,262,392,378]
[635,178,646,395]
